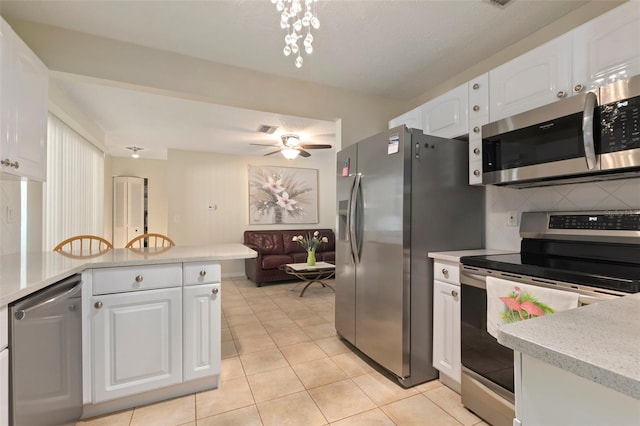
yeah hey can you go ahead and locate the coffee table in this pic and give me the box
[282,262,336,297]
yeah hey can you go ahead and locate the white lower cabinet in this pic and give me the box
[0,348,8,426]
[183,284,221,381]
[91,287,183,402]
[432,279,461,384]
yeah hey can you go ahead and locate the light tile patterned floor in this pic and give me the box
[77,277,489,426]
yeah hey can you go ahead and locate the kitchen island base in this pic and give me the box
[514,352,640,426]
[81,375,219,420]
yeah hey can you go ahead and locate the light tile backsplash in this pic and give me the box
[486,177,640,251]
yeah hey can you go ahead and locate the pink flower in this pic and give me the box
[276,191,297,210]
[263,176,284,194]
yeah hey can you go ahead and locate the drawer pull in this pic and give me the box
[94,301,103,309]
[212,288,219,295]
[557,90,566,99]
[574,84,584,93]
[442,268,449,276]
[199,270,207,277]
[135,275,144,283]
[451,290,459,298]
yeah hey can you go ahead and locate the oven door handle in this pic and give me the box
[582,91,598,170]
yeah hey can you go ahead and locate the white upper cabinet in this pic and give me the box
[389,105,423,131]
[422,83,469,138]
[572,1,640,93]
[0,18,48,181]
[468,73,489,185]
[489,33,572,122]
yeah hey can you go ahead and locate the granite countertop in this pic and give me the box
[0,243,257,307]
[427,248,514,262]
[498,293,640,400]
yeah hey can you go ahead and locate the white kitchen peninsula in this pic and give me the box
[0,244,256,421]
[498,293,640,426]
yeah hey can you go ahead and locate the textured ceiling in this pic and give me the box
[0,0,593,158]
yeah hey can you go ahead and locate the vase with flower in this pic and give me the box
[292,231,329,266]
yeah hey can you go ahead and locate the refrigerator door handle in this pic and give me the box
[349,173,362,265]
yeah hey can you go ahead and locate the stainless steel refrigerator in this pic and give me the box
[335,126,484,387]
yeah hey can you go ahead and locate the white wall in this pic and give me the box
[0,178,21,255]
[486,178,640,250]
[167,149,336,277]
[110,157,168,244]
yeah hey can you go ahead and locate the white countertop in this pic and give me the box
[0,244,256,307]
[427,248,514,262]
[498,293,640,400]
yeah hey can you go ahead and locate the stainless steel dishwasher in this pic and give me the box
[10,274,83,425]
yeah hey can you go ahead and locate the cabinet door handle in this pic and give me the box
[442,268,449,276]
[12,161,19,169]
[1,159,11,167]
[473,147,480,155]
[472,83,480,90]
[473,105,480,112]
[211,288,219,295]
[451,290,459,298]
[574,84,584,93]
[199,270,207,277]
[557,90,566,99]
[94,301,103,309]
[135,275,144,283]
[473,169,480,177]
[473,126,480,133]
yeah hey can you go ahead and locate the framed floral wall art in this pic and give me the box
[248,166,319,224]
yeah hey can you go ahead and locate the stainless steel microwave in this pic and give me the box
[482,74,640,187]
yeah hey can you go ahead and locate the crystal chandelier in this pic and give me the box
[272,0,320,69]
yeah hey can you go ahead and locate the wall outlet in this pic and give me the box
[507,211,519,227]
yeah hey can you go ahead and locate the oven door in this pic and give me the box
[460,277,516,426]
[460,282,514,394]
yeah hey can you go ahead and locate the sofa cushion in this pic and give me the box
[319,251,335,263]
[245,232,283,255]
[282,231,308,254]
[262,254,293,270]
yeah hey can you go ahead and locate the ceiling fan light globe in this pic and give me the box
[282,148,300,159]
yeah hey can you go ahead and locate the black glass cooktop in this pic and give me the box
[461,239,640,294]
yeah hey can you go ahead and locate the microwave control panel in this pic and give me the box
[600,94,640,153]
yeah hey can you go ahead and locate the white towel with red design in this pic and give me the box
[486,276,580,339]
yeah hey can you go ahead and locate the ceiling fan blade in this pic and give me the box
[298,149,311,157]
[300,144,332,149]
[264,150,282,156]
[250,143,280,147]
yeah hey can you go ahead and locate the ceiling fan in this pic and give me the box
[250,134,332,159]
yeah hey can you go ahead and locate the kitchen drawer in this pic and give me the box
[434,260,460,285]
[93,263,183,295]
[183,262,221,286]
[0,306,6,350]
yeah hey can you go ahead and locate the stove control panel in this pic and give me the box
[549,213,640,231]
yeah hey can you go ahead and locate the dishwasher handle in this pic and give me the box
[14,278,82,321]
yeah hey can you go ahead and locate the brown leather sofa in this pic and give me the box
[243,229,335,286]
